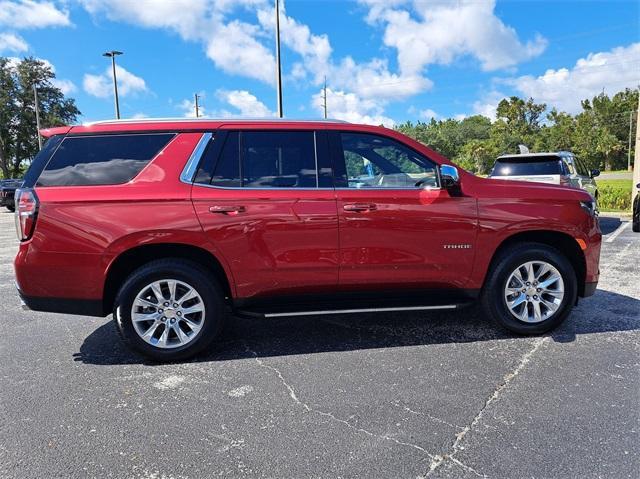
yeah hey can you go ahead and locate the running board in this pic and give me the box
[256,304,458,318]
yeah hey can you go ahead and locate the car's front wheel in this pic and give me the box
[481,243,577,334]
[114,259,226,362]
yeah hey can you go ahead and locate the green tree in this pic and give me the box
[0,57,80,178]
[491,97,547,155]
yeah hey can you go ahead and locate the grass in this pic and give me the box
[597,179,633,212]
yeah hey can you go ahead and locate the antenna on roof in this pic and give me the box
[518,144,530,154]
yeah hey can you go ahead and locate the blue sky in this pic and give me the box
[0,0,638,125]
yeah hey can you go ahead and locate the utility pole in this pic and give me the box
[275,0,283,118]
[194,93,201,118]
[628,109,634,171]
[633,92,640,204]
[102,50,123,119]
[322,76,328,119]
[33,84,42,150]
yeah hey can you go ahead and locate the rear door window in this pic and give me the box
[491,158,562,176]
[242,131,317,188]
[37,133,175,187]
[202,130,322,188]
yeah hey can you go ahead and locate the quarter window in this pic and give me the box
[338,133,438,188]
[37,133,174,187]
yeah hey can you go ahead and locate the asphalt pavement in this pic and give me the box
[0,211,638,479]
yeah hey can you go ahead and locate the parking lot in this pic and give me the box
[0,210,638,479]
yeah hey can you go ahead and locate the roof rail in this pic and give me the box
[83,117,351,126]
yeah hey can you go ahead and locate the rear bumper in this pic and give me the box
[17,286,106,317]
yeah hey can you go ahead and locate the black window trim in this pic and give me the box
[329,130,443,191]
[190,129,330,191]
[37,132,177,188]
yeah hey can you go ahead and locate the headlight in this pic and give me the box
[580,200,597,216]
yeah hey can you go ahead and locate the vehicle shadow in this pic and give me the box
[73,289,640,366]
[599,215,622,235]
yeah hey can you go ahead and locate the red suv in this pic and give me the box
[14,119,601,361]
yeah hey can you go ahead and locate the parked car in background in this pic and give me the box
[14,119,601,361]
[489,151,599,201]
[633,183,639,233]
[0,179,23,212]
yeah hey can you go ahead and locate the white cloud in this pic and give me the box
[214,89,274,118]
[312,88,394,127]
[360,0,546,73]
[0,32,28,53]
[472,90,505,120]
[258,3,430,101]
[206,20,274,84]
[419,108,438,121]
[0,0,71,29]
[79,0,275,84]
[507,43,640,113]
[83,65,148,98]
[52,78,76,95]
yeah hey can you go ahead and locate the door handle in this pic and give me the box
[209,205,246,214]
[343,203,377,212]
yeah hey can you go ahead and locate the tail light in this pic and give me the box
[560,175,571,186]
[14,188,39,241]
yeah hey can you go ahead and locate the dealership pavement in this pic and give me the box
[0,211,638,479]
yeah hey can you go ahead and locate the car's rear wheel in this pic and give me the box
[481,243,577,334]
[6,204,14,212]
[114,259,226,362]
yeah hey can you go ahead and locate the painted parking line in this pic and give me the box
[605,221,630,243]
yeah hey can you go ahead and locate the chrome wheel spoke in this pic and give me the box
[141,321,161,341]
[182,303,204,316]
[133,311,160,323]
[535,262,551,280]
[150,282,165,303]
[541,297,560,313]
[508,293,527,309]
[167,280,177,302]
[525,262,535,282]
[135,297,159,309]
[182,317,202,333]
[539,274,561,290]
[157,325,170,347]
[131,278,206,349]
[178,289,198,305]
[173,324,189,344]
[531,301,543,322]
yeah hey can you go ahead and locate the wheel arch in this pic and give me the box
[487,230,587,297]
[103,243,233,315]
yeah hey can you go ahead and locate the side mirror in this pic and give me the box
[591,169,600,178]
[440,165,460,189]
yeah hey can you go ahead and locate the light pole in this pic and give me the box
[103,50,123,119]
[275,0,283,118]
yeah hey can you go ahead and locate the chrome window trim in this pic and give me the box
[180,132,212,184]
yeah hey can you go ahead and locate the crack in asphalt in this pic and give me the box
[243,342,439,461]
[426,337,548,478]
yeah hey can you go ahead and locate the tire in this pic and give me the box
[481,243,577,335]
[114,259,226,362]
[6,204,14,212]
